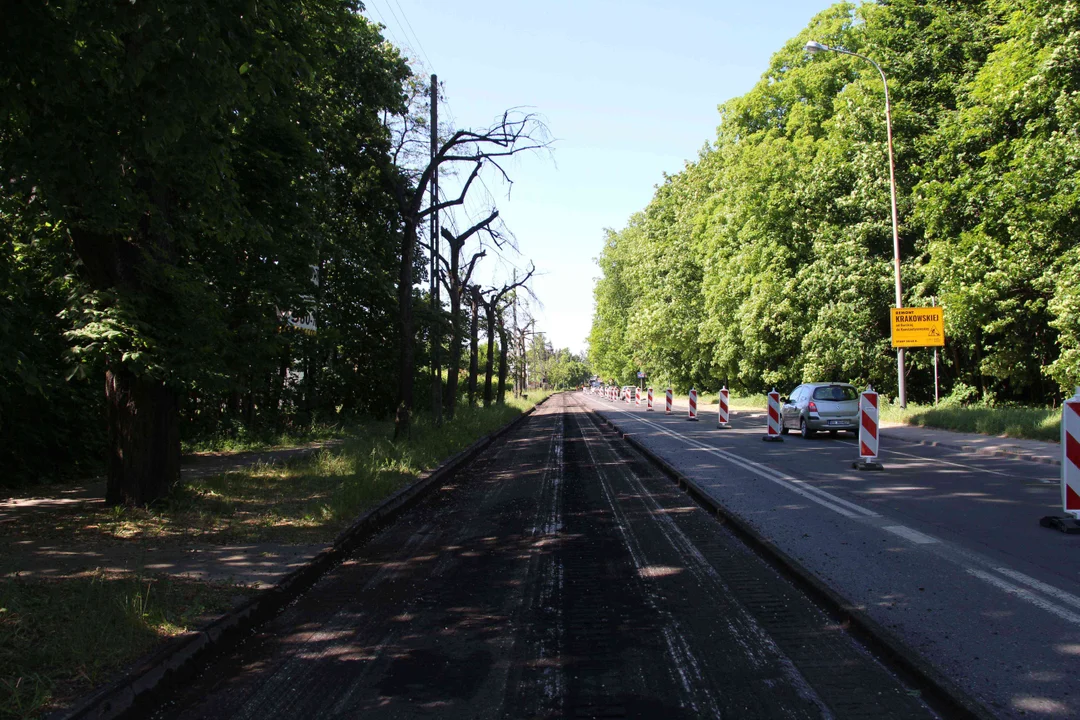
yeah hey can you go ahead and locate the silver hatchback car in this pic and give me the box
[780,382,859,438]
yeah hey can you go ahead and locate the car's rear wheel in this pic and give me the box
[800,418,815,439]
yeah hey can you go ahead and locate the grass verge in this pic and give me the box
[880,403,1060,443]
[0,573,249,720]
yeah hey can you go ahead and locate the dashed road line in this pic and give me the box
[882,525,939,545]
[968,569,1080,627]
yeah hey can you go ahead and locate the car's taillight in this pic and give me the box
[808,401,818,412]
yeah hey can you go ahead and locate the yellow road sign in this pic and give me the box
[891,307,945,348]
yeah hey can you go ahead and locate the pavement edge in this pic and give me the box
[585,402,996,720]
[54,396,554,720]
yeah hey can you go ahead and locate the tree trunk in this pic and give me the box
[483,302,496,407]
[445,289,463,418]
[497,315,509,404]
[395,224,417,439]
[468,289,480,407]
[105,366,180,506]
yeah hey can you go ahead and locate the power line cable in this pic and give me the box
[390,0,435,73]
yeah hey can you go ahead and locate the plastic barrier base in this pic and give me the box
[761,435,784,443]
[852,459,884,471]
[1039,515,1080,534]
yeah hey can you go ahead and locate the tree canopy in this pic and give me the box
[589,0,1080,404]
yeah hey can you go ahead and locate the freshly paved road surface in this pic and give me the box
[584,391,1078,719]
[153,394,934,719]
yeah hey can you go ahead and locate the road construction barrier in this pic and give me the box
[625,387,631,404]
[688,388,699,421]
[647,387,654,411]
[762,388,783,442]
[717,386,730,429]
[853,385,883,470]
[636,388,642,406]
[1063,388,1080,517]
[666,388,673,415]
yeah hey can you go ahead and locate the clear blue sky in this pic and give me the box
[363,0,838,354]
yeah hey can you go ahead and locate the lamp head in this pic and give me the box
[804,40,829,54]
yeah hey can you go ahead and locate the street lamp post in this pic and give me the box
[805,40,907,408]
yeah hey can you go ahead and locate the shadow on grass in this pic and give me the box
[0,572,248,719]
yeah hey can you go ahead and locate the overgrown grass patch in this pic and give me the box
[880,403,1060,443]
[0,573,248,719]
[180,421,349,455]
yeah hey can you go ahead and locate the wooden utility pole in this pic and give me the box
[429,74,442,425]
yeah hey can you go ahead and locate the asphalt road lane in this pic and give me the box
[153,394,935,719]
[584,392,1079,719]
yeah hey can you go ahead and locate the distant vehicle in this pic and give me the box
[780,383,859,438]
[621,385,637,401]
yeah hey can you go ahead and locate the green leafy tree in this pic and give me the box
[0,1,407,502]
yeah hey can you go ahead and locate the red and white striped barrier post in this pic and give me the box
[636,387,642,406]
[1042,387,1080,533]
[853,385,883,470]
[625,386,631,404]
[717,386,731,429]
[688,388,699,421]
[665,388,673,415]
[762,388,783,442]
[647,387,654,411]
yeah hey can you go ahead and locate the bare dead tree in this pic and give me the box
[382,108,550,439]
[467,284,482,407]
[496,303,510,404]
[479,265,535,407]
[438,210,500,417]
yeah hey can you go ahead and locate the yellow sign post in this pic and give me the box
[891,307,945,348]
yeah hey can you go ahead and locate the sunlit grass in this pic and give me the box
[0,573,248,719]
[880,403,1060,443]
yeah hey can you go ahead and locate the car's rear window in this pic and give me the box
[813,385,858,401]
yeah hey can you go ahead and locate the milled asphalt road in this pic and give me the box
[583,391,1078,719]
[151,393,936,719]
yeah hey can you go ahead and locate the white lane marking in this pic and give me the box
[994,568,1080,611]
[607,406,879,520]
[882,525,939,545]
[968,569,1080,626]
